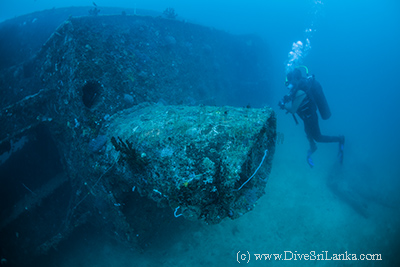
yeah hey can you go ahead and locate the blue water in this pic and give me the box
[1,0,399,266]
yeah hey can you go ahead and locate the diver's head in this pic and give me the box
[287,68,302,83]
[285,68,302,89]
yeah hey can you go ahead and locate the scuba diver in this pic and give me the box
[279,66,345,167]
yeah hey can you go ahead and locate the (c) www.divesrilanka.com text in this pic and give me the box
[236,251,382,263]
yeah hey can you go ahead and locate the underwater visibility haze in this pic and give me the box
[0,0,399,266]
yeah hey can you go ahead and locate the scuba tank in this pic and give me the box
[307,75,331,120]
[295,66,331,120]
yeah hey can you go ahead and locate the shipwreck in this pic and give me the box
[0,7,276,265]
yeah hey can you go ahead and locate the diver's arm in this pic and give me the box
[284,90,306,114]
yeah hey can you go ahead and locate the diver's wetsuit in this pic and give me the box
[295,78,342,153]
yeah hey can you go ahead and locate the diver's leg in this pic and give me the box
[338,136,345,164]
[311,117,342,143]
[309,116,345,164]
[304,119,317,167]
[315,135,341,143]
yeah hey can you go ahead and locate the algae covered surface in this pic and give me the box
[107,104,276,224]
[0,10,274,264]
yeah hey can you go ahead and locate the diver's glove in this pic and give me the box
[278,100,285,110]
[278,95,291,110]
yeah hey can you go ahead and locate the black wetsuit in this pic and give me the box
[295,78,341,153]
